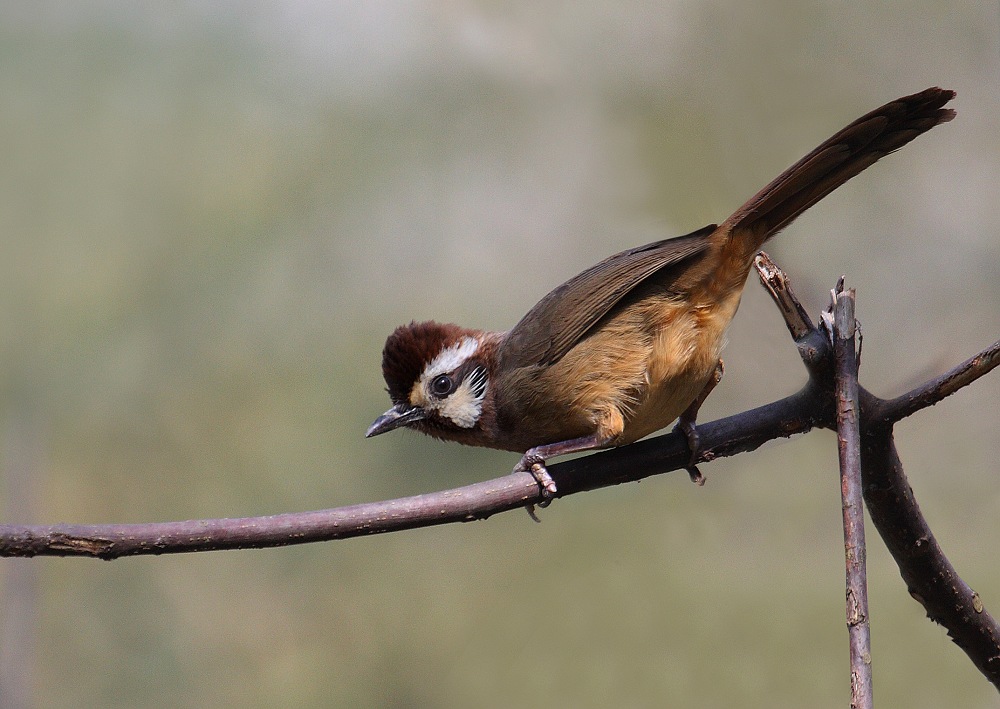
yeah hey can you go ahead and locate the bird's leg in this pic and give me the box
[515,433,608,502]
[675,358,724,485]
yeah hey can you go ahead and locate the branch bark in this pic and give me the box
[832,286,873,708]
[873,339,1000,423]
[0,389,822,559]
[860,428,1000,685]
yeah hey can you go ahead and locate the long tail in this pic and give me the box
[723,87,955,251]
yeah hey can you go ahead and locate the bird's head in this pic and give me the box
[367,321,495,443]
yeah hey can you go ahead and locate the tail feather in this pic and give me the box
[724,87,956,248]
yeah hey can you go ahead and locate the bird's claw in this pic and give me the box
[686,465,706,486]
[675,419,707,486]
[531,463,557,505]
[515,454,557,506]
[676,418,701,467]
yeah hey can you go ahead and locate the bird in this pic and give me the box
[366,87,955,500]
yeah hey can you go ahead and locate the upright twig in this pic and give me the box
[832,285,873,708]
[754,253,831,384]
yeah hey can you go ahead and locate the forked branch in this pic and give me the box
[755,252,1000,689]
[0,254,998,690]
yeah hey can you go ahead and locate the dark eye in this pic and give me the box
[430,374,454,397]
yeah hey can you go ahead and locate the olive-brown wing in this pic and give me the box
[498,224,716,370]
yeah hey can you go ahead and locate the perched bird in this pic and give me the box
[367,88,955,499]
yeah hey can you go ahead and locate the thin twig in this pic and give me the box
[832,286,873,708]
[755,252,815,339]
[874,339,1000,424]
[755,252,832,384]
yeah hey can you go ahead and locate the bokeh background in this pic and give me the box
[1,2,998,707]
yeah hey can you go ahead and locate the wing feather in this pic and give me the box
[498,224,716,369]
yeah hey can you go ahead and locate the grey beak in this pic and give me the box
[366,404,427,438]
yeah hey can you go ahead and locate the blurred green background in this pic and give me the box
[1,2,998,707]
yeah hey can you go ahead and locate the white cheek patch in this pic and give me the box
[410,338,488,428]
[438,374,489,428]
[411,337,480,407]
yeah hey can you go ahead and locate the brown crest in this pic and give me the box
[381,321,475,404]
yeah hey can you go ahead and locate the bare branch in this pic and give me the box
[754,252,834,384]
[860,430,1000,687]
[757,254,1000,687]
[0,389,824,560]
[0,475,536,559]
[874,339,1000,423]
[832,287,873,708]
[755,252,816,339]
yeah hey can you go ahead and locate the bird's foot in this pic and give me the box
[673,359,722,487]
[515,453,557,503]
[675,418,706,486]
[676,417,701,467]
